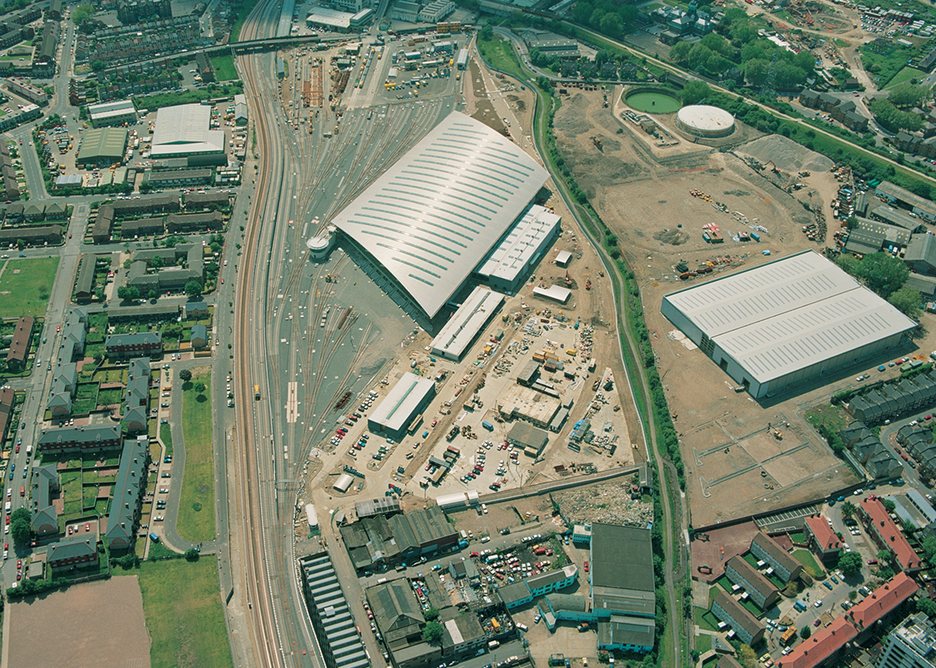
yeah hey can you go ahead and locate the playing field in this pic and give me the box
[0,257,58,318]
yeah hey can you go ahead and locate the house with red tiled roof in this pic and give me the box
[848,572,919,641]
[776,616,857,668]
[804,516,842,562]
[859,499,925,573]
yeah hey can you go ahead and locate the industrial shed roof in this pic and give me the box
[663,251,917,385]
[151,104,225,158]
[429,286,504,360]
[77,127,128,162]
[369,372,435,434]
[332,111,548,318]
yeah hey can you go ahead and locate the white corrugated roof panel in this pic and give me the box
[430,287,504,360]
[369,372,435,433]
[475,204,561,285]
[151,104,225,157]
[332,111,548,318]
[664,251,917,384]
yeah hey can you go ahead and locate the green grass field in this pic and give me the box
[133,559,232,668]
[477,34,524,79]
[209,54,239,81]
[793,549,825,579]
[886,65,928,88]
[177,369,214,543]
[0,257,58,318]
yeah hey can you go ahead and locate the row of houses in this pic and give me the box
[105,331,163,359]
[6,315,33,371]
[896,423,936,481]
[48,308,88,417]
[859,498,925,573]
[848,370,936,425]
[38,433,153,571]
[0,140,19,201]
[776,572,919,668]
[0,223,62,248]
[119,211,223,238]
[799,91,870,133]
[3,200,69,223]
[126,243,204,293]
[839,421,905,480]
[76,16,207,69]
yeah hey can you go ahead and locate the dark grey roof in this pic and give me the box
[726,555,778,601]
[713,590,765,641]
[388,505,456,552]
[905,232,936,267]
[105,331,163,348]
[105,437,149,545]
[369,580,424,631]
[590,523,654,593]
[38,424,120,448]
[47,535,96,565]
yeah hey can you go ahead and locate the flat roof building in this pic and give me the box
[332,111,548,320]
[368,372,436,441]
[877,612,936,668]
[151,104,225,165]
[506,421,549,458]
[661,250,917,399]
[876,180,936,223]
[533,284,571,303]
[305,7,373,31]
[429,287,504,361]
[474,205,561,294]
[88,99,137,127]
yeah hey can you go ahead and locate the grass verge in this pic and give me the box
[177,368,214,543]
[160,421,173,457]
[0,257,58,318]
[231,0,260,42]
[134,558,232,668]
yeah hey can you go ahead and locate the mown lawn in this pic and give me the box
[133,559,232,668]
[0,257,58,318]
[793,549,825,579]
[177,368,214,542]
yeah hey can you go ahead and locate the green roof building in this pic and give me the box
[77,127,128,166]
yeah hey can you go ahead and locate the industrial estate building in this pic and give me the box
[474,205,561,294]
[340,504,458,572]
[88,99,137,127]
[299,552,369,668]
[76,127,128,166]
[368,372,436,441]
[331,111,549,321]
[150,103,226,165]
[429,286,504,361]
[661,251,917,399]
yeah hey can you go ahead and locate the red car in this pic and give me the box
[14,444,18,453]
[56,325,60,332]
[584,561,589,572]
[814,619,821,627]
[867,559,878,565]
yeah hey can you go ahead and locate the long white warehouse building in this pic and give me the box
[661,250,917,399]
[430,286,505,361]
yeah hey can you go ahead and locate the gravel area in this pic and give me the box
[736,135,834,173]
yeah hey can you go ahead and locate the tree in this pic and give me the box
[882,498,897,513]
[878,548,894,563]
[918,596,936,618]
[147,289,158,301]
[856,253,909,299]
[90,60,106,72]
[150,255,165,269]
[422,621,444,644]
[736,644,758,668]
[10,507,30,544]
[921,534,936,567]
[72,2,94,25]
[194,382,206,394]
[888,285,922,320]
[841,501,857,519]
[682,81,711,105]
[888,83,927,109]
[184,280,203,297]
[800,625,812,640]
[838,551,863,577]
[424,606,439,621]
[479,24,493,41]
[179,369,192,382]
[184,548,200,562]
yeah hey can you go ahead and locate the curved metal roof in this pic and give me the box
[332,111,548,318]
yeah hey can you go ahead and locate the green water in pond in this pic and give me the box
[626,91,682,113]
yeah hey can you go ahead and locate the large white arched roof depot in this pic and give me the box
[332,111,548,318]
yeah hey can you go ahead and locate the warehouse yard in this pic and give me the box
[553,88,863,526]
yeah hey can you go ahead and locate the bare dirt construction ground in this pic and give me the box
[8,576,151,668]
[553,89,860,528]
